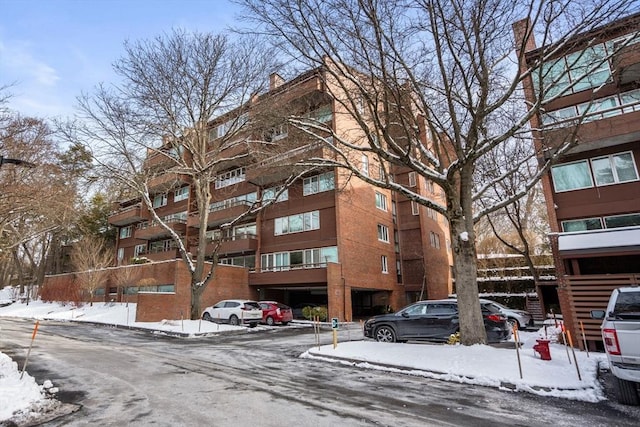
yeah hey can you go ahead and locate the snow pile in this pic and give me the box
[0,352,54,421]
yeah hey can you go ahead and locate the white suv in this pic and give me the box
[591,287,640,405]
[202,299,263,328]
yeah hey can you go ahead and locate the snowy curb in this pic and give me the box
[301,351,603,401]
[40,318,252,338]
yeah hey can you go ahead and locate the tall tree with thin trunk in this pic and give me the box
[239,0,636,344]
[69,237,113,306]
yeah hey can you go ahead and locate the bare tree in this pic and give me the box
[239,0,636,344]
[112,266,140,305]
[1,112,81,298]
[61,29,306,319]
[69,237,113,306]
[474,137,551,282]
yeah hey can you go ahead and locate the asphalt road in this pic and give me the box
[1,318,639,426]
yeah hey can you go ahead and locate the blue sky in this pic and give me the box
[0,0,241,119]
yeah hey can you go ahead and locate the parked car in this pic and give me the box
[591,287,640,405]
[201,299,263,327]
[364,299,511,343]
[258,301,293,326]
[479,299,534,330]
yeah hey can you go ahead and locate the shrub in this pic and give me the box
[302,305,327,321]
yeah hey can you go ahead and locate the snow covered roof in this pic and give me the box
[557,226,640,255]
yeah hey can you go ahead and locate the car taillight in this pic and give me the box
[602,328,621,355]
[486,314,504,322]
[276,308,281,315]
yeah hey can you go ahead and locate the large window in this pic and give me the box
[119,226,132,239]
[551,160,593,192]
[303,172,335,195]
[562,212,640,232]
[274,211,320,235]
[215,167,246,189]
[534,42,613,101]
[552,151,638,192]
[263,186,288,203]
[152,193,168,208]
[591,152,638,186]
[260,246,338,272]
[219,255,256,270]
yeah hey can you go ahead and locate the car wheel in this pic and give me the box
[374,326,397,343]
[615,377,640,405]
[266,316,275,326]
[202,312,212,322]
[229,315,240,326]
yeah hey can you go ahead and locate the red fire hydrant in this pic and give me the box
[533,339,552,360]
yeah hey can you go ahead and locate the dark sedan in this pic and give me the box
[363,299,511,343]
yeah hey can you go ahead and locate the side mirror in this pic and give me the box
[590,310,605,320]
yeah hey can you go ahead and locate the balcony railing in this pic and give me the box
[147,172,189,192]
[247,141,333,186]
[187,201,255,228]
[135,218,187,240]
[108,203,145,226]
[249,265,328,286]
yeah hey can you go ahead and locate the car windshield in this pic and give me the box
[277,303,290,309]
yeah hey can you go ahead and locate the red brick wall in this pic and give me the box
[43,260,254,323]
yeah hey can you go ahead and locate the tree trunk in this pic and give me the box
[450,168,487,345]
[191,283,205,320]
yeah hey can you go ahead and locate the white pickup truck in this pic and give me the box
[591,287,640,405]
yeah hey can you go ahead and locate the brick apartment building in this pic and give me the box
[100,65,453,321]
[514,13,640,349]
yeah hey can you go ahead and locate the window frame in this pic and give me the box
[174,186,189,202]
[381,255,388,274]
[377,224,390,243]
[375,191,388,211]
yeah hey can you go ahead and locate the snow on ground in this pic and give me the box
[0,295,609,424]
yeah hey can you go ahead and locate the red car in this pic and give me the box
[258,301,293,326]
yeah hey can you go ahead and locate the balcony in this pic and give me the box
[190,233,258,257]
[137,248,181,262]
[147,172,190,192]
[542,109,640,154]
[108,203,145,226]
[557,226,640,256]
[613,42,640,86]
[247,141,334,186]
[135,218,187,240]
[143,151,180,172]
[249,265,328,286]
[187,201,255,228]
